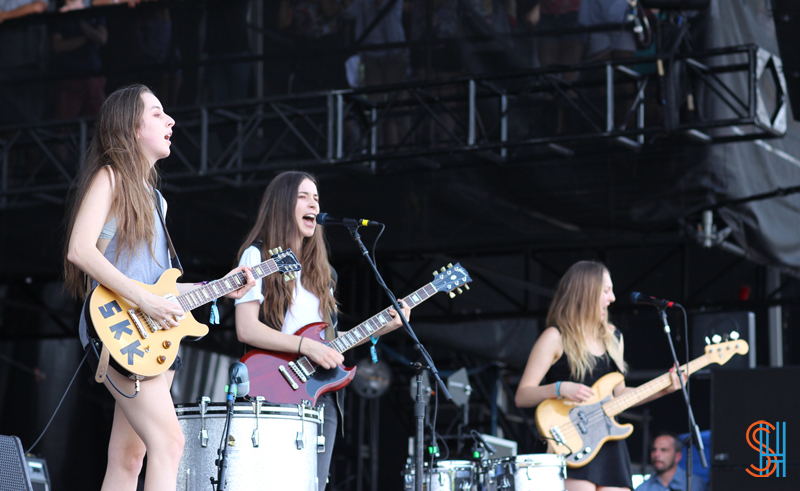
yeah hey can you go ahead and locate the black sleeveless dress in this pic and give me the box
[543,333,634,489]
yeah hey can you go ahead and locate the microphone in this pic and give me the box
[316,213,383,228]
[227,362,250,397]
[470,430,496,455]
[630,292,678,309]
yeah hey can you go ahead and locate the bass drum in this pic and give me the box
[484,454,566,491]
[175,399,323,491]
[403,460,478,491]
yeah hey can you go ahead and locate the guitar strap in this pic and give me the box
[154,190,183,274]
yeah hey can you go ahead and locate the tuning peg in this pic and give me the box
[284,274,291,281]
[449,292,456,298]
[464,284,470,290]
[705,336,711,346]
[447,263,453,268]
[712,334,722,344]
[269,248,275,255]
[278,246,283,252]
[456,288,463,294]
[440,267,446,273]
[730,331,739,340]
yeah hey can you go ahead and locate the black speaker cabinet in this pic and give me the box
[711,367,799,489]
[0,435,34,491]
[691,311,755,370]
[773,0,800,121]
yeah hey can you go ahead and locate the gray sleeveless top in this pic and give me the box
[79,190,171,347]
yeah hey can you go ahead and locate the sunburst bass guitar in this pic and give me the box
[536,336,749,468]
[242,263,472,405]
[88,248,301,378]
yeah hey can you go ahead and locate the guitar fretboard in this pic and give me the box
[328,283,438,353]
[176,259,279,312]
[602,356,710,417]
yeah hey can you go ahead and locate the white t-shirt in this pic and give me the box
[235,245,323,335]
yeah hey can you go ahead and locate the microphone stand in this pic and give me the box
[657,308,707,491]
[213,386,237,491]
[345,224,452,491]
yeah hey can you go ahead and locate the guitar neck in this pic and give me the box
[328,283,438,354]
[176,259,278,312]
[603,356,711,417]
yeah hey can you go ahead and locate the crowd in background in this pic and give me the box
[0,0,645,126]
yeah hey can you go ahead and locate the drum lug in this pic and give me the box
[251,396,264,447]
[317,434,326,453]
[199,396,210,448]
[296,431,305,450]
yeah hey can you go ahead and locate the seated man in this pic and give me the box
[637,432,707,491]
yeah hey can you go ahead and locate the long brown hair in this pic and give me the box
[238,171,337,330]
[63,84,161,298]
[546,260,626,381]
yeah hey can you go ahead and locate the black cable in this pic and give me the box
[26,348,90,454]
[89,339,138,399]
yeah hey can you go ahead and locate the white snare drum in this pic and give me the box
[403,460,478,491]
[484,454,566,491]
[175,399,323,491]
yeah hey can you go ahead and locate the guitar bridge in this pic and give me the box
[288,361,308,383]
[278,365,299,390]
[550,426,565,446]
[128,309,150,338]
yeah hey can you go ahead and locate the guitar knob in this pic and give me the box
[157,356,167,364]
[163,341,172,349]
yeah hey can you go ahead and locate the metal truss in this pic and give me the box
[0,44,785,208]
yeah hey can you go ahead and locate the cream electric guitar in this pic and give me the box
[87,248,300,378]
[536,336,749,468]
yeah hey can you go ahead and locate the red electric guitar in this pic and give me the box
[242,263,472,405]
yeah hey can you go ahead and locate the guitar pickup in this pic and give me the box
[278,365,299,390]
[296,356,316,377]
[288,361,308,383]
[128,309,149,338]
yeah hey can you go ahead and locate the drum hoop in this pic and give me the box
[174,402,322,421]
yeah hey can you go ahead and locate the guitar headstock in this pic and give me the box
[704,333,749,366]
[431,263,472,298]
[269,247,301,281]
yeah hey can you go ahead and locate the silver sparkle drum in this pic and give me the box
[403,460,478,491]
[175,398,323,491]
[484,454,566,491]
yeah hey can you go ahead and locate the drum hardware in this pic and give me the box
[317,403,326,453]
[296,400,309,450]
[198,396,211,448]
[251,397,264,448]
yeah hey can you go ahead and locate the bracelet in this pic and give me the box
[194,281,208,286]
[555,381,564,399]
[298,337,304,354]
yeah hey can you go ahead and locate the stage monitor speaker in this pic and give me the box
[25,457,50,491]
[691,311,755,370]
[711,367,799,490]
[773,0,800,120]
[0,435,34,491]
[641,0,710,9]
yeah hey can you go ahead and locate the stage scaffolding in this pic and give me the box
[0,44,786,208]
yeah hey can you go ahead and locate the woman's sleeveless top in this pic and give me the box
[78,191,171,347]
[543,329,633,489]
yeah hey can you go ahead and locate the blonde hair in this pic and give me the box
[546,260,627,381]
[63,84,161,298]
[237,171,337,330]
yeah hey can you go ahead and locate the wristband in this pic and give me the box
[298,337,304,354]
[555,381,563,399]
